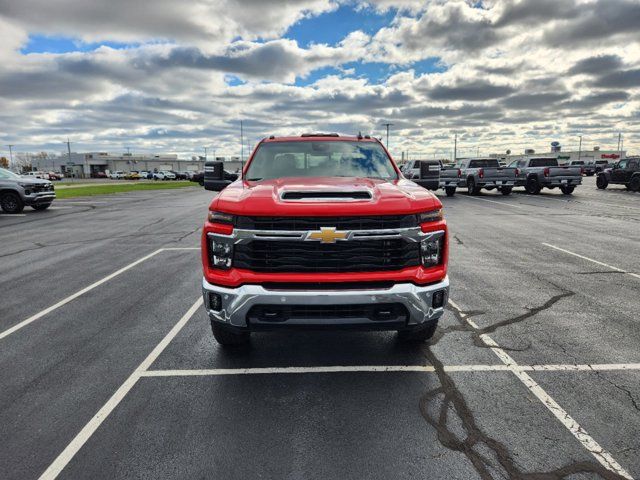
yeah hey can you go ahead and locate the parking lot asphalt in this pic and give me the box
[0,177,638,479]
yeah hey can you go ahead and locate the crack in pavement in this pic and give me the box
[438,291,575,350]
[419,346,626,479]
[454,235,464,245]
[414,290,628,478]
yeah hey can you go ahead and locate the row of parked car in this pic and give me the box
[403,156,640,196]
[107,170,196,180]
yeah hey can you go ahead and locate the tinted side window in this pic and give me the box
[628,160,638,169]
[617,160,628,169]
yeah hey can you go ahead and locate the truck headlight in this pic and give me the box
[419,209,443,223]
[420,231,444,267]
[209,236,234,270]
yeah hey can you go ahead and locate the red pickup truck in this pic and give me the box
[201,134,449,346]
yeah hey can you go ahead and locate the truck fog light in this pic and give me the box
[208,293,222,311]
[432,290,445,309]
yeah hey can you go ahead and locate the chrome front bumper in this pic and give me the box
[202,276,449,329]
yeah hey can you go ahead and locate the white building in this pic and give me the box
[491,146,626,165]
[55,152,206,178]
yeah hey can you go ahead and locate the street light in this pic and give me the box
[382,123,393,149]
[578,135,582,161]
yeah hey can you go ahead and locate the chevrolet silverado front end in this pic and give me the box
[201,135,449,346]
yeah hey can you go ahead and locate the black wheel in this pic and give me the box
[596,175,608,190]
[525,176,541,195]
[629,176,640,192]
[0,191,24,214]
[32,202,52,211]
[467,178,480,195]
[560,186,575,195]
[445,186,456,197]
[211,321,250,346]
[397,322,438,343]
[501,186,513,196]
[586,172,594,177]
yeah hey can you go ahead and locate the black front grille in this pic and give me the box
[235,214,418,231]
[32,184,54,192]
[234,239,420,272]
[247,303,409,323]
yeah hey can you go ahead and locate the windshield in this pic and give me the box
[245,141,398,181]
[0,167,21,180]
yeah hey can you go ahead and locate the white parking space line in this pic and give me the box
[0,214,27,217]
[542,243,640,280]
[448,299,634,479]
[140,363,640,377]
[0,247,199,342]
[459,195,527,209]
[39,297,203,480]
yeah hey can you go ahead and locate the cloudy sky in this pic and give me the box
[0,0,639,159]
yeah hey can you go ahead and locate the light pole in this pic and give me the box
[577,135,582,161]
[204,146,208,161]
[6,144,14,168]
[382,123,393,149]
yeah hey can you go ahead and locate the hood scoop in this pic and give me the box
[280,190,372,202]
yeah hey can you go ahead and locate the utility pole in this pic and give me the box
[204,146,208,161]
[6,144,14,169]
[577,135,582,161]
[382,123,393,149]
[125,146,131,155]
[476,145,480,157]
[453,133,457,162]
[617,132,621,154]
[240,120,244,179]
[66,138,72,180]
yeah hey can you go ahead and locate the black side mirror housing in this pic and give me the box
[204,161,231,191]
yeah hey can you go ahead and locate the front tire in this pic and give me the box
[397,322,438,343]
[501,186,513,196]
[211,321,250,346]
[596,175,608,190]
[445,186,456,197]
[629,176,640,192]
[32,203,52,211]
[525,176,541,195]
[560,186,575,195]
[0,192,24,214]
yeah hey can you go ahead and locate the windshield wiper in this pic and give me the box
[246,177,262,181]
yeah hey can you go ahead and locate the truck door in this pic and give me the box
[611,160,627,183]
[627,160,639,182]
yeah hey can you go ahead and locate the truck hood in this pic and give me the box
[211,176,441,216]
[18,177,52,186]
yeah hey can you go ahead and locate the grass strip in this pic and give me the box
[54,181,197,199]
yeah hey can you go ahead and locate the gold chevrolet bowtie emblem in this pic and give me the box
[307,227,348,244]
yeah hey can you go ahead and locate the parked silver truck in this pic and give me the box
[0,167,56,213]
[508,157,582,195]
[457,158,517,195]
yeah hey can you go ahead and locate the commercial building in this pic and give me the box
[491,145,627,165]
[56,152,206,178]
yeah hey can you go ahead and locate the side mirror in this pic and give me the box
[204,161,231,192]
